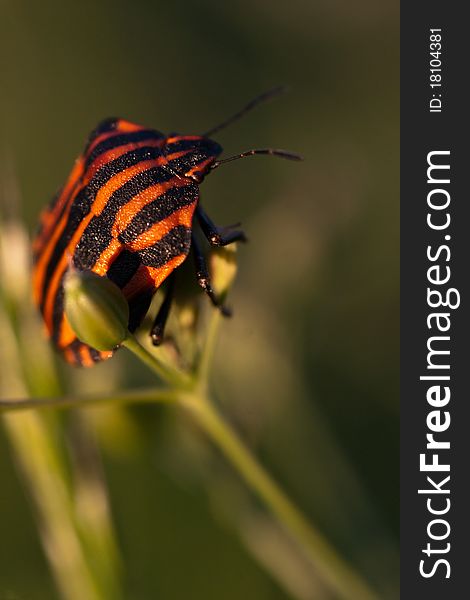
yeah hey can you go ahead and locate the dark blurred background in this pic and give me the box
[0,1,399,598]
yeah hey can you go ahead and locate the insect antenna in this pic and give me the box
[210,148,303,171]
[202,85,288,138]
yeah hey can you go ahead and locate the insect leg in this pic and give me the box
[196,205,247,247]
[191,232,231,316]
[128,290,154,333]
[150,273,176,346]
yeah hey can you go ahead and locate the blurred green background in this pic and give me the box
[0,1,399,599]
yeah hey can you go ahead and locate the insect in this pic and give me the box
[32,87,301,367]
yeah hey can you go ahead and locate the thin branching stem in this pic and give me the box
[122,335,194,390]
[123,335,379,600]
[0,388,177,413]
[1,331,380,600]
[177,393,379,600]
[1,327,380,600]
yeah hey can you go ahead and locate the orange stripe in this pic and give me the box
[185,156,214,178]
[40,151,191,333]
[42,157,168,329]
[112,176,191,237]
[64,344,112,365]
[121,255,185,300]
[126,204,196,252]
[43,262,67,332]
[92,238,122,277]
[33,142,167,304]
[36,158,158,312]
[117,119,146,133]
[85,119,145,156]
[33,137,159,258]
[89,158,166,217]
[106,147,192,229]
[58,194,195,342]
[35,146,187,296]
[33,157,84,254]
[57,240,122,347]
[33,191,80,306]
[84,138,164,184]
[78,345,94,368]
[34,120,157,257]
[166,135,201,144]
[63,347,76,365]
[59,314,77,348]
[146,255,189,288]
[120,264,155,299]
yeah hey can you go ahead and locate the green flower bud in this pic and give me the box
[64,269,129,351]
[209,244,238,302]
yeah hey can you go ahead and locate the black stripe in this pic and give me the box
[118,182,199,244]
[51,282,65,344]
[162,139,221,177]
[33,190,61,261]
[51,230,189,347]
[89,347,105,362]
[34,167,85,262]
[39,145,164,308]
[87,118,119,145]
[72,164,177,271]
[72,214,116,271]
[164,139,200,153]
[84,129,164,169]
[67,339,83,365]
[138,225,192,268]
[168,155,212,178]
[164,138,220,154]
[65,339,105,366]
[106,249,141,289]
[67,339,110,365]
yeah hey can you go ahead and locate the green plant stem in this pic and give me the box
[3,329,379,600]
[3,412,112,600]
[0,388,177,413]
[1,297,124,600]
[177,393,378,600]
[122,335,193,389]
[196,308,222,391]
[122,336,378,600]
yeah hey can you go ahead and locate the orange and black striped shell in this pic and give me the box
[32,118,221,366]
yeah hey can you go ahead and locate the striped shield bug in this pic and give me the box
[32,87,301,367]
